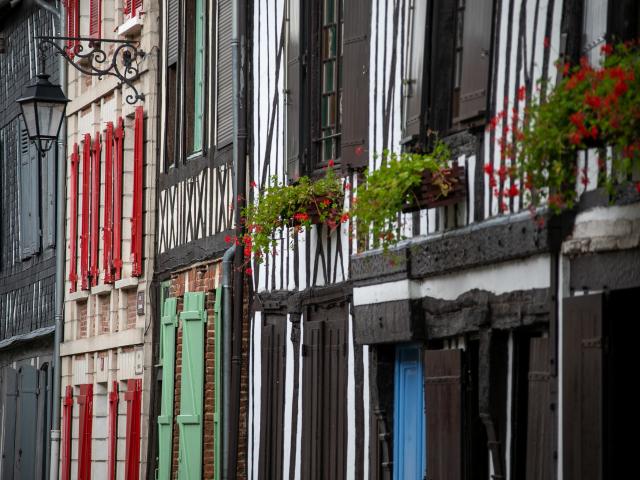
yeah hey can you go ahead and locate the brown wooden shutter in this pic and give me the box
[424,348,463,480]
[286,0,303,182]
[301,320,323,480]
[258,317,287,480]
[166,0,179,66]
[403,0,430,140]
[457,0,493,122]
[525,337,552,480]
[322,319,347,480]
[563,294,604,480]
[341,0,371,168]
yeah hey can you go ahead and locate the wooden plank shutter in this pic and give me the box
[77,383,94,480]
[403,0,430,140]
[18,122,40,259]
[90,133,101,287]
[1,368,18,479]
[69,144,80,292]
[457,0,493,122]
[166,0,180,66]
[113,118,124,280]
[563,294,604,480]
[322,319,347,480]
[424,348,463,480]
[15,365,38,478]
[216,0,233,147]
[525,337,552,480]
[158,297,178,480]
[177,292,206,480]
[214,288,223,480]
[43,146,56,249]
[125,379,142,480]
[80,134,91,290]
[258,317,287,479]
[301,321,324,480]
[61,386,73,480]
[107,382,118,480]
[89,0,101,39]
[34,368,48,480]
[286,0,303,181]
[103,123,114,284]
[131,107,144,277]
[341,0,371,168]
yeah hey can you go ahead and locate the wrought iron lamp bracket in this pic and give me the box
[36,35,146,105]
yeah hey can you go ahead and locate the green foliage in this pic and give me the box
[352,140,451,250]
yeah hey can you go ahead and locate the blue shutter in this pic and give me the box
[15,365,38,479]
[1,368,18,479]
[18,121,40,259]
[393,345,426,479]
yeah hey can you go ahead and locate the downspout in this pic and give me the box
[228,0,247,476]
[35,0,66,478]
[221,245,235,480]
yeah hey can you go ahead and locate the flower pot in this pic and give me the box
[402,165,467,213]
[290,194,343,226]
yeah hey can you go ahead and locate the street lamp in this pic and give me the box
[16,72,69,157]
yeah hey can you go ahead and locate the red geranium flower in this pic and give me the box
[517,85,526,101]
[569,131,583,145]
[601,43,614,55]
[483,163,494,175]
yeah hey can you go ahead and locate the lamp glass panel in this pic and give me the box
[20,101,39,139]
[37,102,64,138]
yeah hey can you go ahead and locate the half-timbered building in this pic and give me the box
[150,0,248,478]
[248,0,640,479]
[58,0,159,478]
[0,1,60,477]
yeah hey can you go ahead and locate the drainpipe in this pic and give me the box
[221,245,235,480]
[33,0,67,479]
[228,0,247,476]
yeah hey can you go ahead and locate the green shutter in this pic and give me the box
[214,287,222,480]
[177,292,206,480]
[157,296,177,480]
[193,0,205,151]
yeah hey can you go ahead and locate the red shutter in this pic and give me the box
[77,384,94,480]
[81,134,92,290]
[125,379,142,480]
[124,0,142,17]
[68,144,80,292]
[131,106,144,277]
[108,381,118,480]
[66,0,80,55]
[90,133,101,287]
[103,123,114,284]
[113,117,124,280]
[89,0,101,39]
[61,386,74,480]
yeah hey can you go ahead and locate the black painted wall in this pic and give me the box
[0,1,59,341]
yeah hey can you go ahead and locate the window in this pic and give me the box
[165,0,231,170]
[403,0,493,142]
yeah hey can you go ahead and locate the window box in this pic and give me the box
[290,194,344,226]
[402,165,467,213]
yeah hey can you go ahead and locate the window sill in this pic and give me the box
[117,14,144,38]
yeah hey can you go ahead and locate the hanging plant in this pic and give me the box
[352,140,453,251]
[238,161,347,264]
[486,42,640,213]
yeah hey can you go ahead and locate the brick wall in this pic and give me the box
[163,261,249,479]
[78,300,88,339]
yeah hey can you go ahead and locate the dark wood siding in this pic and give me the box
[341,0,370,168]
[563,294,604,480]
[301,304,347,479]
[424,348,463,480]
[258,315,287,479]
